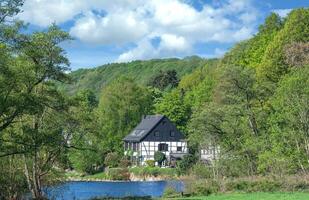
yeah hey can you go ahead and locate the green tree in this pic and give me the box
[258,8,309,82]
[155,89,191,134]
[154,151,166,167]
[0,0,23,23]
[97,77,153,153]
[259,67,309,175]
[149,70,179,90]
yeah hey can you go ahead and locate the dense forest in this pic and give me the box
[58,56,216,96]
[0,0,308,199]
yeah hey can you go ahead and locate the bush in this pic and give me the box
[154,151,166,167]
[104,152,121,168]
[163,186,182,198]
[185,180,220,196]
[225,179,281,192]
[191,163,213,179]
[107,168,130,180]
[145,160,155,167]
[177,154,198,175]
[129,167,177,178]
[119,157,131,168]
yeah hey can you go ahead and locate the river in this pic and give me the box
[43,181,183,200]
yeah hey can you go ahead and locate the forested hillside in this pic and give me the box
[60,56,215,96]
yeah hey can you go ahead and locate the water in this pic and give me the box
[44,181,183,200]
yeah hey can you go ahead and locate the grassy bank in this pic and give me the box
[129,167,178,179]
[65,167,179,181]
[173,192,309,200]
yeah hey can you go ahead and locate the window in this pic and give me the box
[177,146,182,152]
[154,131,160,137]
[125,142,129,150]
[170,131,175,137]
[158,143,168,151]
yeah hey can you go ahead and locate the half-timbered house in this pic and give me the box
[123,115,188,166]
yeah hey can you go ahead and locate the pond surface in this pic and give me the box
[44,181,183,200]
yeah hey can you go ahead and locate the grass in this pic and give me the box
[65,171,109,181]
[83,172,109,180]
[129,166,178,178]
[172,192,309,200]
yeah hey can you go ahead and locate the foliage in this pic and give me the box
[107,168,130,180]
[97,77,154,153]
[145,160,155,167]
[177,154,198,174]
[163,186,182,198]
[128,166,177,178]
[154,151,166,166]
[284,42,309,67]
[104,152,121,168]
[59,56,210,97]
[148,69,179,90]
[155,89,191,133]
[119,157,132,168]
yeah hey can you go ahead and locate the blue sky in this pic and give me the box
[17,0,309,70]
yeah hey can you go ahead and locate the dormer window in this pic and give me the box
[170,131,175,137]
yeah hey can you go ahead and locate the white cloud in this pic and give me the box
[70,11,148,45]
[18,0,260,62]
[272,9,292,18]
[18,0,87,26]
[160,34,191,53]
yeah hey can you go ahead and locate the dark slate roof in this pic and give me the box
[123,115,165,142]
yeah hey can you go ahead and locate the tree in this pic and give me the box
[176,154,197,174]
[284,42,309,67]
[258,8,309,82]
[154,151,166,167]
[0,24,72,199]
[149,70,179,90]
[0,24,71,134]
[68,90,102,174]
[97,77,153,153]
[259,67,309,175]
[155,89,191,134]
[0,0,24,23]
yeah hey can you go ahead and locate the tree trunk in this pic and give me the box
[23,155,35,198]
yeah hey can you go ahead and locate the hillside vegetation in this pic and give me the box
[60,56,216,96]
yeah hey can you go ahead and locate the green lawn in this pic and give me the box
[173,193,309,200]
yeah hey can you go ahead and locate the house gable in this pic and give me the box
[142,117,184,142]
[123,115,185,142]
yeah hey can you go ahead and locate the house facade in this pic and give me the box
[123,115,188,166]
[200,146,220,164]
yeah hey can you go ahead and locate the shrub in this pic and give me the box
[163,186,182,198]
[177,154,198,175]
[191,163,213,179]
[225,179,281,192]
[154,151,166,167]
[119,157,131,168]
[107,168,130,180]
[145,160,155,167]
[104,152,121,168]
[129,167,177,178]
[185,180,220,196]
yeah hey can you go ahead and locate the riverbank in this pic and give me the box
[169,192,309,200]
[65,167,179,181]
[89,192,309,200]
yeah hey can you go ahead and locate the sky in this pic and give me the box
[16,0,309,70]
